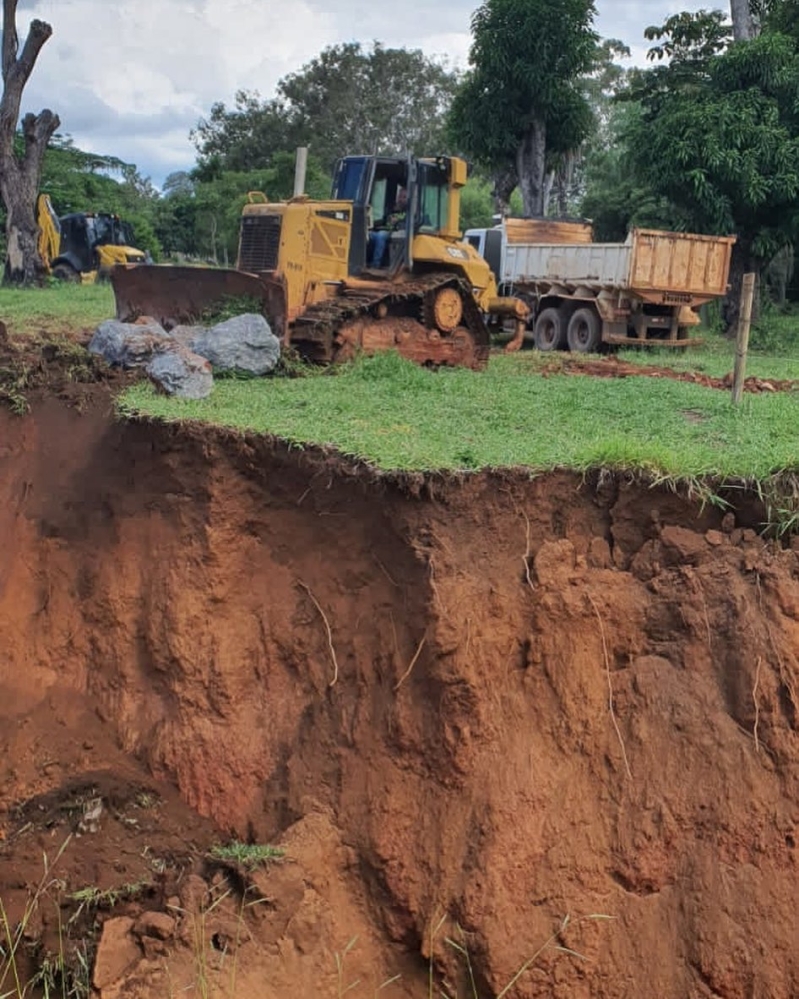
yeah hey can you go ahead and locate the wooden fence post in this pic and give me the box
[732,272,756,406]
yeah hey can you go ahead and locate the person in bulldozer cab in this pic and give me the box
[368,186,408,268]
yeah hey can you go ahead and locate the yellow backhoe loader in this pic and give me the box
[111,154,528,369]
[37,194,146,283]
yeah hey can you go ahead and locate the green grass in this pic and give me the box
[617,310,799,381]
[0,282,114,334]
[120,351,799,479]
[208,842,285,870]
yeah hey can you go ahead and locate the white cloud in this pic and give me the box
[7,0,710,184]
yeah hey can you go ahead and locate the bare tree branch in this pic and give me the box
[16,19,52,82]
[0,0,57,283]
[21,108,59,167]
[2,0,18,83]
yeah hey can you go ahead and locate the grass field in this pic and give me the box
[0,282,114,333]
[618,308,799,380]
[121,350,799,479]
[2,283,798,481]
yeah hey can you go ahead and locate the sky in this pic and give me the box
[12,0,714,187]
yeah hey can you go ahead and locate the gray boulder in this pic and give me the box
[146,347,214,400]
[168,325,207,349]
[190,313,280,376]
[88,319,169,369]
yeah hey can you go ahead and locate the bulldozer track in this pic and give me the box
[290,272,491,370]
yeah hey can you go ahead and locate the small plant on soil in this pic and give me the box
[29,942,92,999]
[69,881,148,922]
[0,839,71,999]
[756,472,799,538]
[207,842,284,870]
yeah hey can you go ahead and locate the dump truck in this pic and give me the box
[111,154,528,370]
[464,219,736,352]
[37,195,147,283]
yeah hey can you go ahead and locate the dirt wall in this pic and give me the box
[1,392,798,998]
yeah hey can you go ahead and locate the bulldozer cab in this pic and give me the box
[331,155,459,274]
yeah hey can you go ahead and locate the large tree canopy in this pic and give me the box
[449,0,598,216]
[193,42,459,175]
[618,9,799,324]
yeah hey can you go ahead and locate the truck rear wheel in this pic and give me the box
[567,307,601,353]
[534,307,567,351]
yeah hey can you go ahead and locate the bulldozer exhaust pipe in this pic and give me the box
[293,147,308,198]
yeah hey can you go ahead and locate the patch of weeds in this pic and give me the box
[197,294,264,326]
[30,943,92,999]
[273,345,319,379]
[40,336,97,384]
[69,881,148,922]
[207,842,284,871]
[749,302,799,354]
[0,373,31,414]
[755,472,799,539]
[140,845,168,875]
[134,790,159,810]
[0,838,71,999]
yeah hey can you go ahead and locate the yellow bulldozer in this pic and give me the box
[37,194,146,283]
[111,154,528,369]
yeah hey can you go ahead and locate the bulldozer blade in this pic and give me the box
[110,265,287,340]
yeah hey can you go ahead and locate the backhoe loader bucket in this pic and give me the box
[110,265,287,341]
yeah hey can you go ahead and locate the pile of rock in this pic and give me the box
[88,313,281,399]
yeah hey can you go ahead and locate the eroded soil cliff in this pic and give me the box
[1,389,797,998]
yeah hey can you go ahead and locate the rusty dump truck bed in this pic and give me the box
[503,228,736,306]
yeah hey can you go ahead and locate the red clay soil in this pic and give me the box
[1,388,799,998]
[536,354,799,394]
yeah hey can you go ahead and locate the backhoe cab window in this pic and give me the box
[417,162,449,234]
[92,216,112,245]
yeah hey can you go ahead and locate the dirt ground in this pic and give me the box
[1,340,799,997]
[533,352,799,394]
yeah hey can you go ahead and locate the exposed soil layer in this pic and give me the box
[1,389,799,998]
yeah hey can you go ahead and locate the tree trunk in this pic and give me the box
[0,7,59,284]
[723,238,761,333]
[730,0,757,41]
[2,172,39,284]
[555,152,576,217]
[543,170,555,216]
[490,166,517,218]
[516,116,547,217]
[765,246,793,307]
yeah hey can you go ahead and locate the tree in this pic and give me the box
[0,1,59,283]
[191,90,294,173]
[154,151,331,264]
[193,43,459,176]
[731,0,757,40]
[449,0,598,217]
[621,12,799,326]
[544,39,630,217]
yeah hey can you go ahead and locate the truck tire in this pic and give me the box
[567,307,602,353]
[534,307,567,351]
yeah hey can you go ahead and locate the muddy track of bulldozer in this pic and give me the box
[290,273,491,371]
